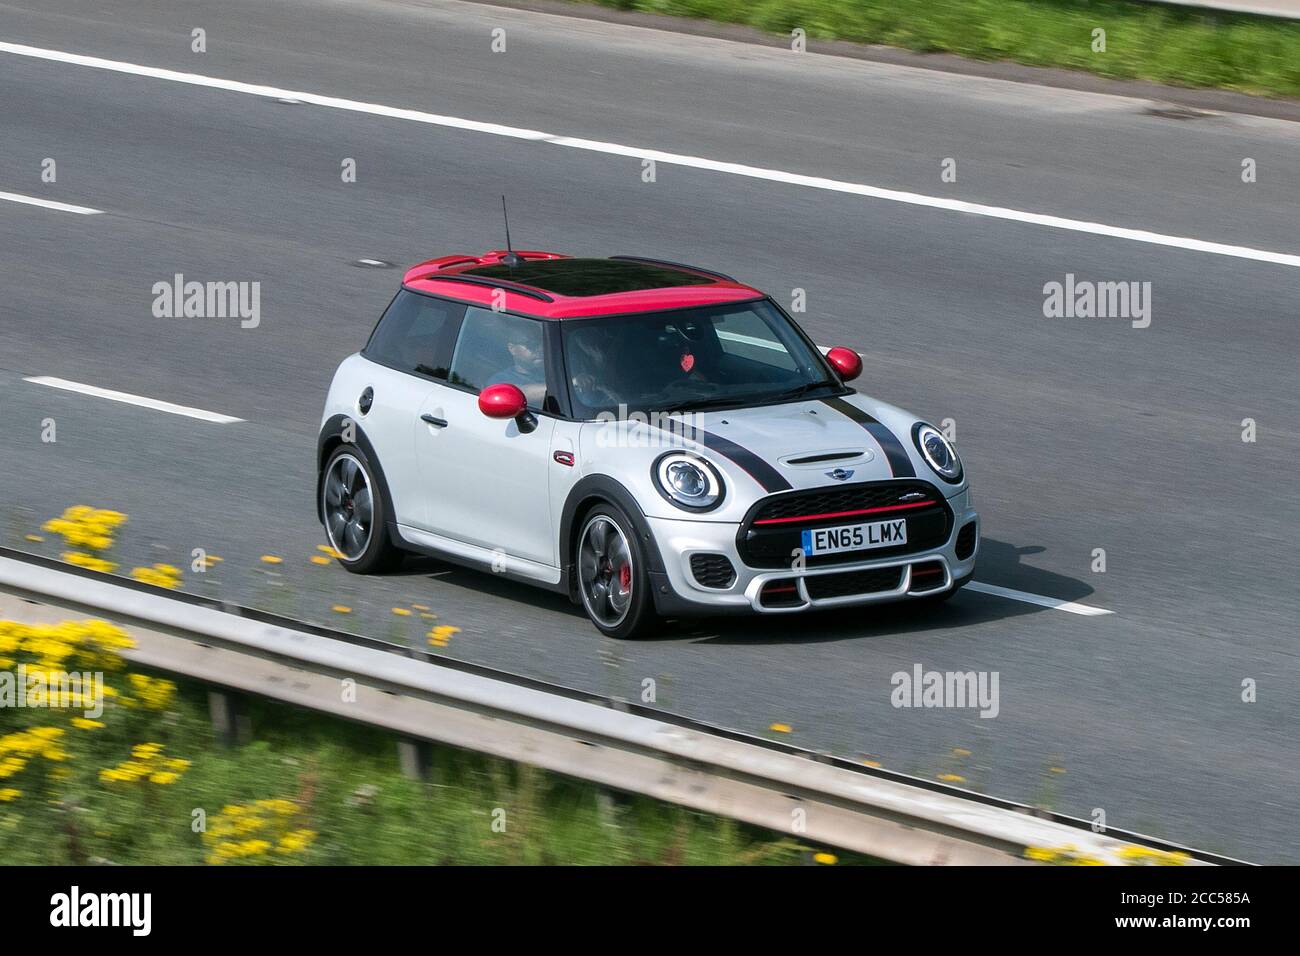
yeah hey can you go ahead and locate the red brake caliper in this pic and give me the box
[618,563,632,591]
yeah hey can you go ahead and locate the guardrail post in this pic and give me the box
[208,689,251,746]
[595,788,618,829]
[397,739,432,781]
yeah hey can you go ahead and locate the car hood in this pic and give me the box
[578,392,953,522]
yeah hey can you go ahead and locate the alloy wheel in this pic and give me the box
[323,453,374,560]
[578,515,634,628]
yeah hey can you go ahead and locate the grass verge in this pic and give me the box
[578,0,1300,98]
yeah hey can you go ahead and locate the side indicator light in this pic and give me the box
[553,451,575,467]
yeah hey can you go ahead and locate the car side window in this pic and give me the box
[364,290,464,378]
[449,308,550,410]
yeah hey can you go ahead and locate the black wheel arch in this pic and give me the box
[316,415,401,544]
[559,474,668,602]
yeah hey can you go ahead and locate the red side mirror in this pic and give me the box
[478,383,528,419]
[826,347,863,382]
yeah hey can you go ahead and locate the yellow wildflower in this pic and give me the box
[101,743,188,787]
[62,552,117,574]
[131,564,183,589]
[427,625,460,645]
[276,829,317,854]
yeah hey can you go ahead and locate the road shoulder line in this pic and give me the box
[1,40,1297,271]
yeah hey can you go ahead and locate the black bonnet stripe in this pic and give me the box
[697,429,793,492]
[654,421,792,493]
[820,397,916,478]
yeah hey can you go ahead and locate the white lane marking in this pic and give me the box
[0,190,102,215]
[23,377,243,424]
[966,581,1113,616]
[2,41,1299,270]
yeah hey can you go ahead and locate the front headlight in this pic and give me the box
[653,452,724,511]
[912,422,963,483]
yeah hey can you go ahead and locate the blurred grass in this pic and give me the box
[1,674,871,865]
[582,0,1300,98]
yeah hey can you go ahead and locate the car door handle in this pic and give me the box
[420,414,448,428]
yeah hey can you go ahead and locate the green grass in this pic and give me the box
[1,673,868,865]
[581,0,1300,98]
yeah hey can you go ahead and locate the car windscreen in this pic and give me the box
[560,299,841,420]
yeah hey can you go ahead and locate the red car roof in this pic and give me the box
[402,251,764,319]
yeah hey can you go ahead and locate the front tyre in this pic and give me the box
[321,445,401,574]
[576,504,659,639]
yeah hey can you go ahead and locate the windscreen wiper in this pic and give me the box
[769,380,840,403]
[672,396,754,412]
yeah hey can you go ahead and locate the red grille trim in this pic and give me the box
[752,499,935,527]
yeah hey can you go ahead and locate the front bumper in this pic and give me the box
[646,489,979,616]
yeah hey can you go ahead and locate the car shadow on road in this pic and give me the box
[385,537,1101,644]
[678,538,1101,646]
[389,554,583,618]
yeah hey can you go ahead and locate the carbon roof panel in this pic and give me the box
[462,257,716,297]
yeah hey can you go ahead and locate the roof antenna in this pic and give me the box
[500,195,523,268]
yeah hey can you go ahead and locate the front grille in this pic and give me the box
[749,480,937,524]
[739,480,952,568]
[955,521,978,560]
[805,566,903,601]
[690,553,736,589]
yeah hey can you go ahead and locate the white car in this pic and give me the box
[318,251,979,638]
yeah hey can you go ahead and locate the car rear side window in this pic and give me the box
[449,307,550,410]
[364,290,464,378]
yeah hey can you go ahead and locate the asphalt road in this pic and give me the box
[1,0,1297,862]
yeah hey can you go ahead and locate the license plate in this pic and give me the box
[801,519,906,556]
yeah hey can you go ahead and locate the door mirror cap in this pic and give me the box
[478,383,529,419]
[826,347,863,382]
